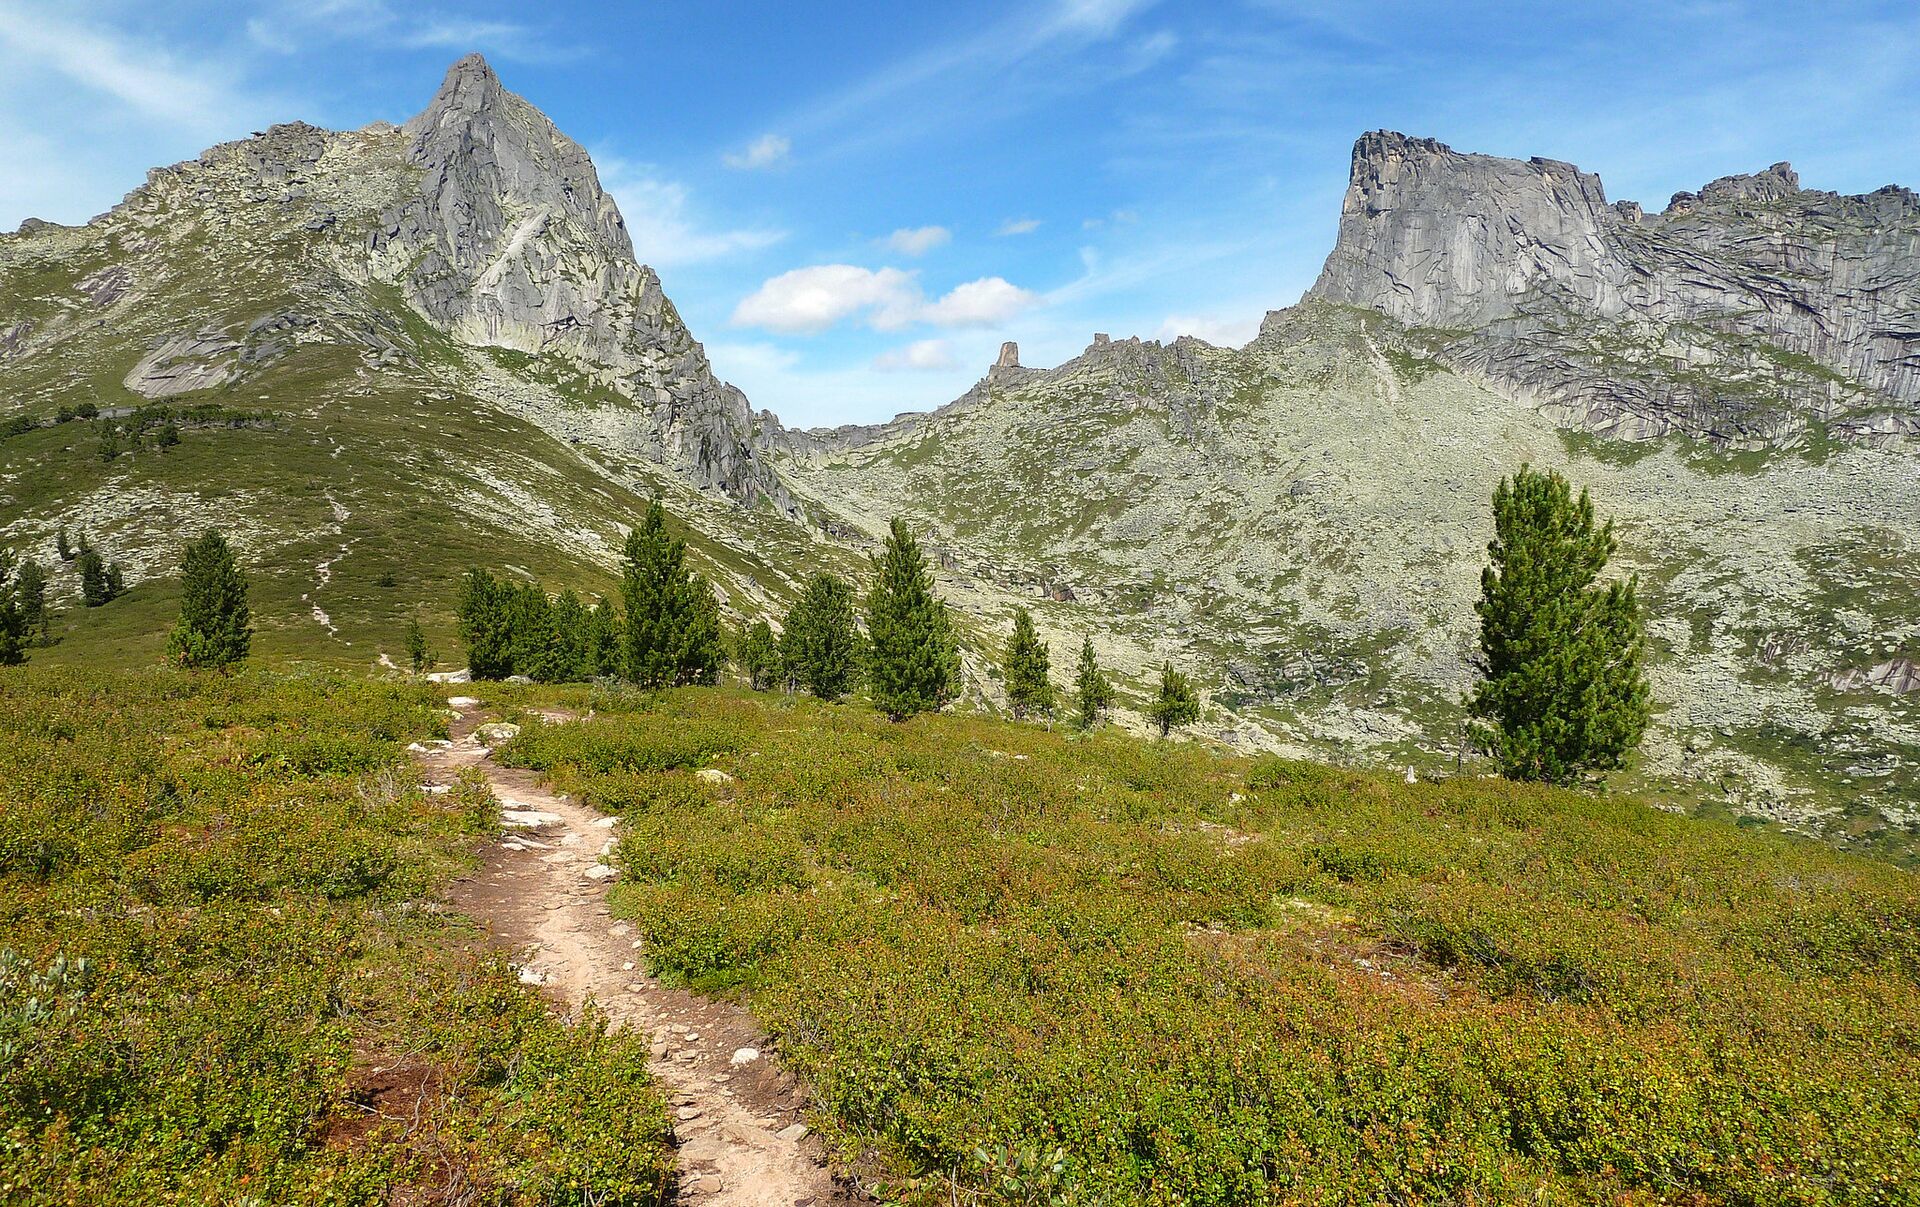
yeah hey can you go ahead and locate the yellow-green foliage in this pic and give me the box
[504,686,1920,1206]
[0,667,673,1206]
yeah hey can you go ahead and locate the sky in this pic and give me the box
[3,1,1918,428]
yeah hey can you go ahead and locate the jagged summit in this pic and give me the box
[1310,130,1920,446]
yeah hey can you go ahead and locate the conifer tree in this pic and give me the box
[1148,661,1200,738]
[1003,607,1055,720]
[865,518,958,721]
[677,576,725,687]
[1072,636,1114,731]
[55,529,74,563]
[1468,465,1650,785]
[737,620,779,691]
[77,547,113,607]
[549,589,592,683]
[0,554,27,667]
[587,601,623,677]
[506,583,554,680]
[782,573,860,700]
[619,501,723,687]
[15,559,49,645]
[105,562,125,601]
[405,614,433,673]
[457,567,515,680]
[167,529,252,669]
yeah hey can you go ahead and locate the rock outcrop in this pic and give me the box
[372,55,788,507]
[1310,131,1920,447]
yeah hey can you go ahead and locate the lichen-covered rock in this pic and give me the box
[1309,131,1920,447]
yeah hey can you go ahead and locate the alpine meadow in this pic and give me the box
[2,5,1918,1205]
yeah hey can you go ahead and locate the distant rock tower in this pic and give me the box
[994,341,1020,369]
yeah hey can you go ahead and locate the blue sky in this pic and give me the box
[3,1,1917,427]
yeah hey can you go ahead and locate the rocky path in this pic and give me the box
[413,699,853,1206]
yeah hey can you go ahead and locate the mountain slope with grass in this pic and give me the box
[4,55,1919,847]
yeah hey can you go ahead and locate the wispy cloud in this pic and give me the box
[996,217,1043,236]
[881,225,951,256]
[596,155,786,267]
[0,2,260,134]
[874,338,958,371]
[243,0,575,63]
[723,133,792,170]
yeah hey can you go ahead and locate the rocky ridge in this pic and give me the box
[1308,131,1920,448]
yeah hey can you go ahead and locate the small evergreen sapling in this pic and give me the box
[0,553,28,666]
[1072,636,1114,731]
[14,559,49,645]
[1468,465,1651,785]
[405,614,433,673]
[77,547,115,607]
[457,568,515,680]
[167,529,252,669]
[1003,607,1055,721]
[620,500,726,688]
[1148,661,1200,738]
[865,518,958,721]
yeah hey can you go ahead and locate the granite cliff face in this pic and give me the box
[374,56,786,506]
[1309,131,1920,447]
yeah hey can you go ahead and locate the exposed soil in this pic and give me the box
[416,701,856,1207]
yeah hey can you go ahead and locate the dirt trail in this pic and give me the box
[415,700,854,1207]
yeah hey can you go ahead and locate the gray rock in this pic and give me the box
[1308,131,1920,446]
[372,55,790,508]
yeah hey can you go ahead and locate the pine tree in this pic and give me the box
[865,518,958,721]
[1003,607,1054,721]
[782,573,860,700]
[619,500,723,688]
[77,548,112,607]
[166,529,252,669]
[1072,636,1114,731]
[14,559,49,645]
[506,583,554,681]
[405,614,433,673]
[587,601,623,677]
[55,529,74,563]
[1468,466,1650,785]
[0,554,28,667]
[105,562,124,601]
[155,423,181,448]
[457,567,515,680]
[549,589,592,683]
[737,620,779,691]
[1148,661,1200,738]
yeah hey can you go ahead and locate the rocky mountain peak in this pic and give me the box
[1311,130,1920,446]
[369,55,787,509]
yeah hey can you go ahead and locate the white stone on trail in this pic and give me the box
[584,864,618,881]
[423,783,450,795]
[622,961,636,971]
[695,768,735,785]
[776,1123,810,1143]
[593,815,618,828]
[502,809,562,829]
[447,695,480,708]
[517,967,547,986]
[730,1047,760,1067]
[475,722,521,744]
[425,669,471,684]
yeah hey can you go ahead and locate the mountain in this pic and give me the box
[0,55,822,668]
[1309,131,1920,447]
[4,58,1917,849]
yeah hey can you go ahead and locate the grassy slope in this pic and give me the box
[486,682,1920,1206]
[0,666,674,1205]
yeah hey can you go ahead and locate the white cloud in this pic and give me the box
[882,225,951,256]
[244,0,569,62]
[920,277,1037,327]
[0,4,252,134]
[723,133,792,170]
[731,265,921,334]
[733,266,1038,334]
[874,339,959,371]
[996,217,1043,236]
[596,156,785,267]
[1156,312,1261,348]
